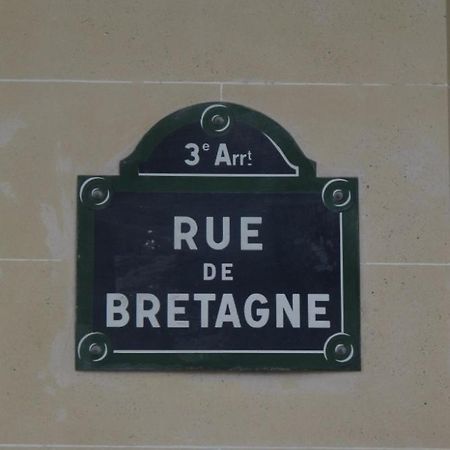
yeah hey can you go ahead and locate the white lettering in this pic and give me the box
[206,216,230,250]
[136,293,160,328]
[276,294,300,328]
[174,216,198,250]
[222,263,233,280]
[106,293,130,327]
[167,293,189,328]
[244,293,269,328]
[214,143,232,166]
[203,263,216,280]
[184,143,200,166]
[308,294,330,328]
[241,217,263,250]
[215,293,241,328]
[194,293,216,328]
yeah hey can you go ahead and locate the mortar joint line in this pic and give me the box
[0,78,447,88]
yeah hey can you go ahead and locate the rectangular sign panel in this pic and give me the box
[95,191,341,352]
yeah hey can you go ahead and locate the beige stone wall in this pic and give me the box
[0,1,449,449]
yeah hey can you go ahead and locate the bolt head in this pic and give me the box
[332,189,344,202]
[90,187,106,202]
[334,343,349,357]
[88,343,103,356]
[211,114,226,128]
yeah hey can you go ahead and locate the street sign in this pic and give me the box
[76,102,360,371]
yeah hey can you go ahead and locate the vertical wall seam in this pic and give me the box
[447,0,450,196]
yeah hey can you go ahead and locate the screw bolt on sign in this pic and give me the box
[76,102,360,371]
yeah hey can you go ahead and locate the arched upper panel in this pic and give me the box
[120,102,316,178]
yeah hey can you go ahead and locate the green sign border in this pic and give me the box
[76,102,360,371]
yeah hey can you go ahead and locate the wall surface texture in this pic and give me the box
[0,1,449,449]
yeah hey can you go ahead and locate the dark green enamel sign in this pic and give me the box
[76,102,360,371]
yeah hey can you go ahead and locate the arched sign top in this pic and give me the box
[120,102,316,178]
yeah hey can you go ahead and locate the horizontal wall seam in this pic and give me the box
[364,262,450,267]
[0,258,62,262]
[0,78,447,87]
[0,444,448,450]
